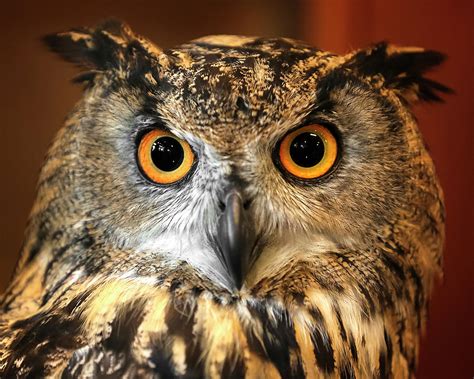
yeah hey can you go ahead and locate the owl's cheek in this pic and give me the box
[243,236,338,290]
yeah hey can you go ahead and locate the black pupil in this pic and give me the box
[151,136,184,172]
[289,132,325,167]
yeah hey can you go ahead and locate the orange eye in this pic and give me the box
[278,124,338,179]
[137,129,195,184]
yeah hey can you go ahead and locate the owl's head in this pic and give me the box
[36,20,448,296]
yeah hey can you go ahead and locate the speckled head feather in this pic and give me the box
[1,20,449,378]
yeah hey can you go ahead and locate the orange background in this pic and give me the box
[0,1,472,378]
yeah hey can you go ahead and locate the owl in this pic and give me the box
[0,20,449,378]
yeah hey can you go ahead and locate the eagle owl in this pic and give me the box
[0,20,449,378]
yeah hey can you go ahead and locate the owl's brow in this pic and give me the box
[308,98,335,115]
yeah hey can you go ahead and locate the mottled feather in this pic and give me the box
[0,20,447,378]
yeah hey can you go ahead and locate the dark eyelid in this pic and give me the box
[281,117,339,141]
[134,121,172,146]
[306,99,335,117]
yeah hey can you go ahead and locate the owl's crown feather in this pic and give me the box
[43,19,451,104]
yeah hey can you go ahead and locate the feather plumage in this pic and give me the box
[0,20,447,378]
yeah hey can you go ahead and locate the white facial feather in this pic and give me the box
[131,232,233,290]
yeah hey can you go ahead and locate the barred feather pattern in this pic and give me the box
[0,245,440,378]
[0,21,446,378]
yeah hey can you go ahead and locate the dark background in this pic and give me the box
[0,1,472,377]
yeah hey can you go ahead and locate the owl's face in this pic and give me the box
[38,23,446,295]
[0,22,448,378]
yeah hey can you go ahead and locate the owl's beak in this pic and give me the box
[216,189,254,290]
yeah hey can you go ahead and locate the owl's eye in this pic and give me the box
[137,129,195,184]
[278,124,338,180]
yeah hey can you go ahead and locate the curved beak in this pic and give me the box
[216,189,255,289]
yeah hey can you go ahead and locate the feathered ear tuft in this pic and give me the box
[346,42,453,103]
[43,19,134,69]
[43,19,161,86]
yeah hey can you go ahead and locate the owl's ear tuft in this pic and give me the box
[43,19,161,86]
[43,19,132,69]
[346,42,453,103]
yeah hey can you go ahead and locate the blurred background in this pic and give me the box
[0,0,472,377]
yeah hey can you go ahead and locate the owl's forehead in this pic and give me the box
[148,36,338,138]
